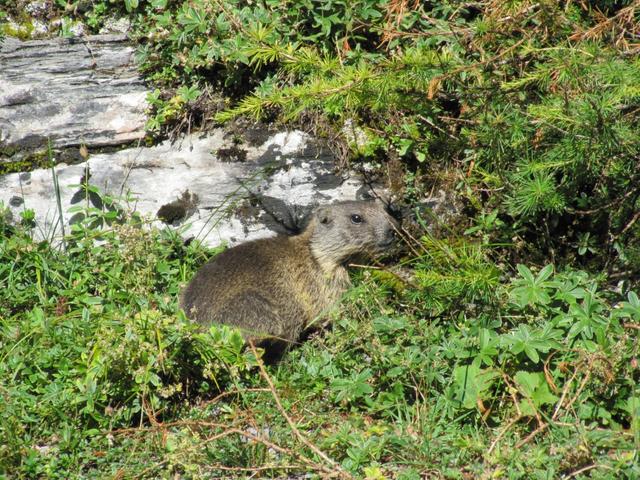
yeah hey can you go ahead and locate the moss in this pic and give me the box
[0,142,51,168]
[216,145,248,163]
[0,145,21,158]
[156,190,199,225]
[1,18,35,40]
[0,150,53,175]
[0,143,83,175]
[0,137,153,176]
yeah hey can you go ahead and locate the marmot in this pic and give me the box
[180,200,399,356]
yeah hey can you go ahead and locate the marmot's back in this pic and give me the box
[180,200,399,351]
[181,235,331,341]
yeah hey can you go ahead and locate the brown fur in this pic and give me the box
[180,200,398,355]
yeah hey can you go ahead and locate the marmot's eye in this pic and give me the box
[350,214,363,224]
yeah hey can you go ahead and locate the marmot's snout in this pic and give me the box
[379,207,401,248]
[378,225,397,248]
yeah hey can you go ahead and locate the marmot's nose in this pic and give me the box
[387,215,400,235]
[380,224,397,247]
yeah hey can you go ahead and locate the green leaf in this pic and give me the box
[514,371,558,417]
[373,316,407,334]
[514,371,540,397]
[397,138,413,156]
[81,296,103,306]
[628,291,639,308]
[523,346,539,363]
[510,264,555,308]
[516,264,535,284]
[331,369,374,404]
[618,291,640,321]
[531,382,558,406]
[229,330,245,352]
[537,264,554,282]
[452,364,498,409]
[165,433,179,452]
[124,0,138,12]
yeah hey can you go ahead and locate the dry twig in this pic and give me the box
[515,422,548,449]
[564,463,614,479]
[570,1,640,50]
[488,415,521,454]
[199,387,271,406]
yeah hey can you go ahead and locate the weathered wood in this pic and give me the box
[0,34,147,151]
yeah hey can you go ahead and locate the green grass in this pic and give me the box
[0,192,637,479]
[2,1,640,477]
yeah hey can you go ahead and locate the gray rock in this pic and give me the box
[30,19,50,37]
[99,17,132,35]
[25,2,48,17]
[0,130,375,247]
[0,34,147,152]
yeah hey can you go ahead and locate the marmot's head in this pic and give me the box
[308,200,400,271]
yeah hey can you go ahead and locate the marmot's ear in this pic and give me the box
[315,207,332,225]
